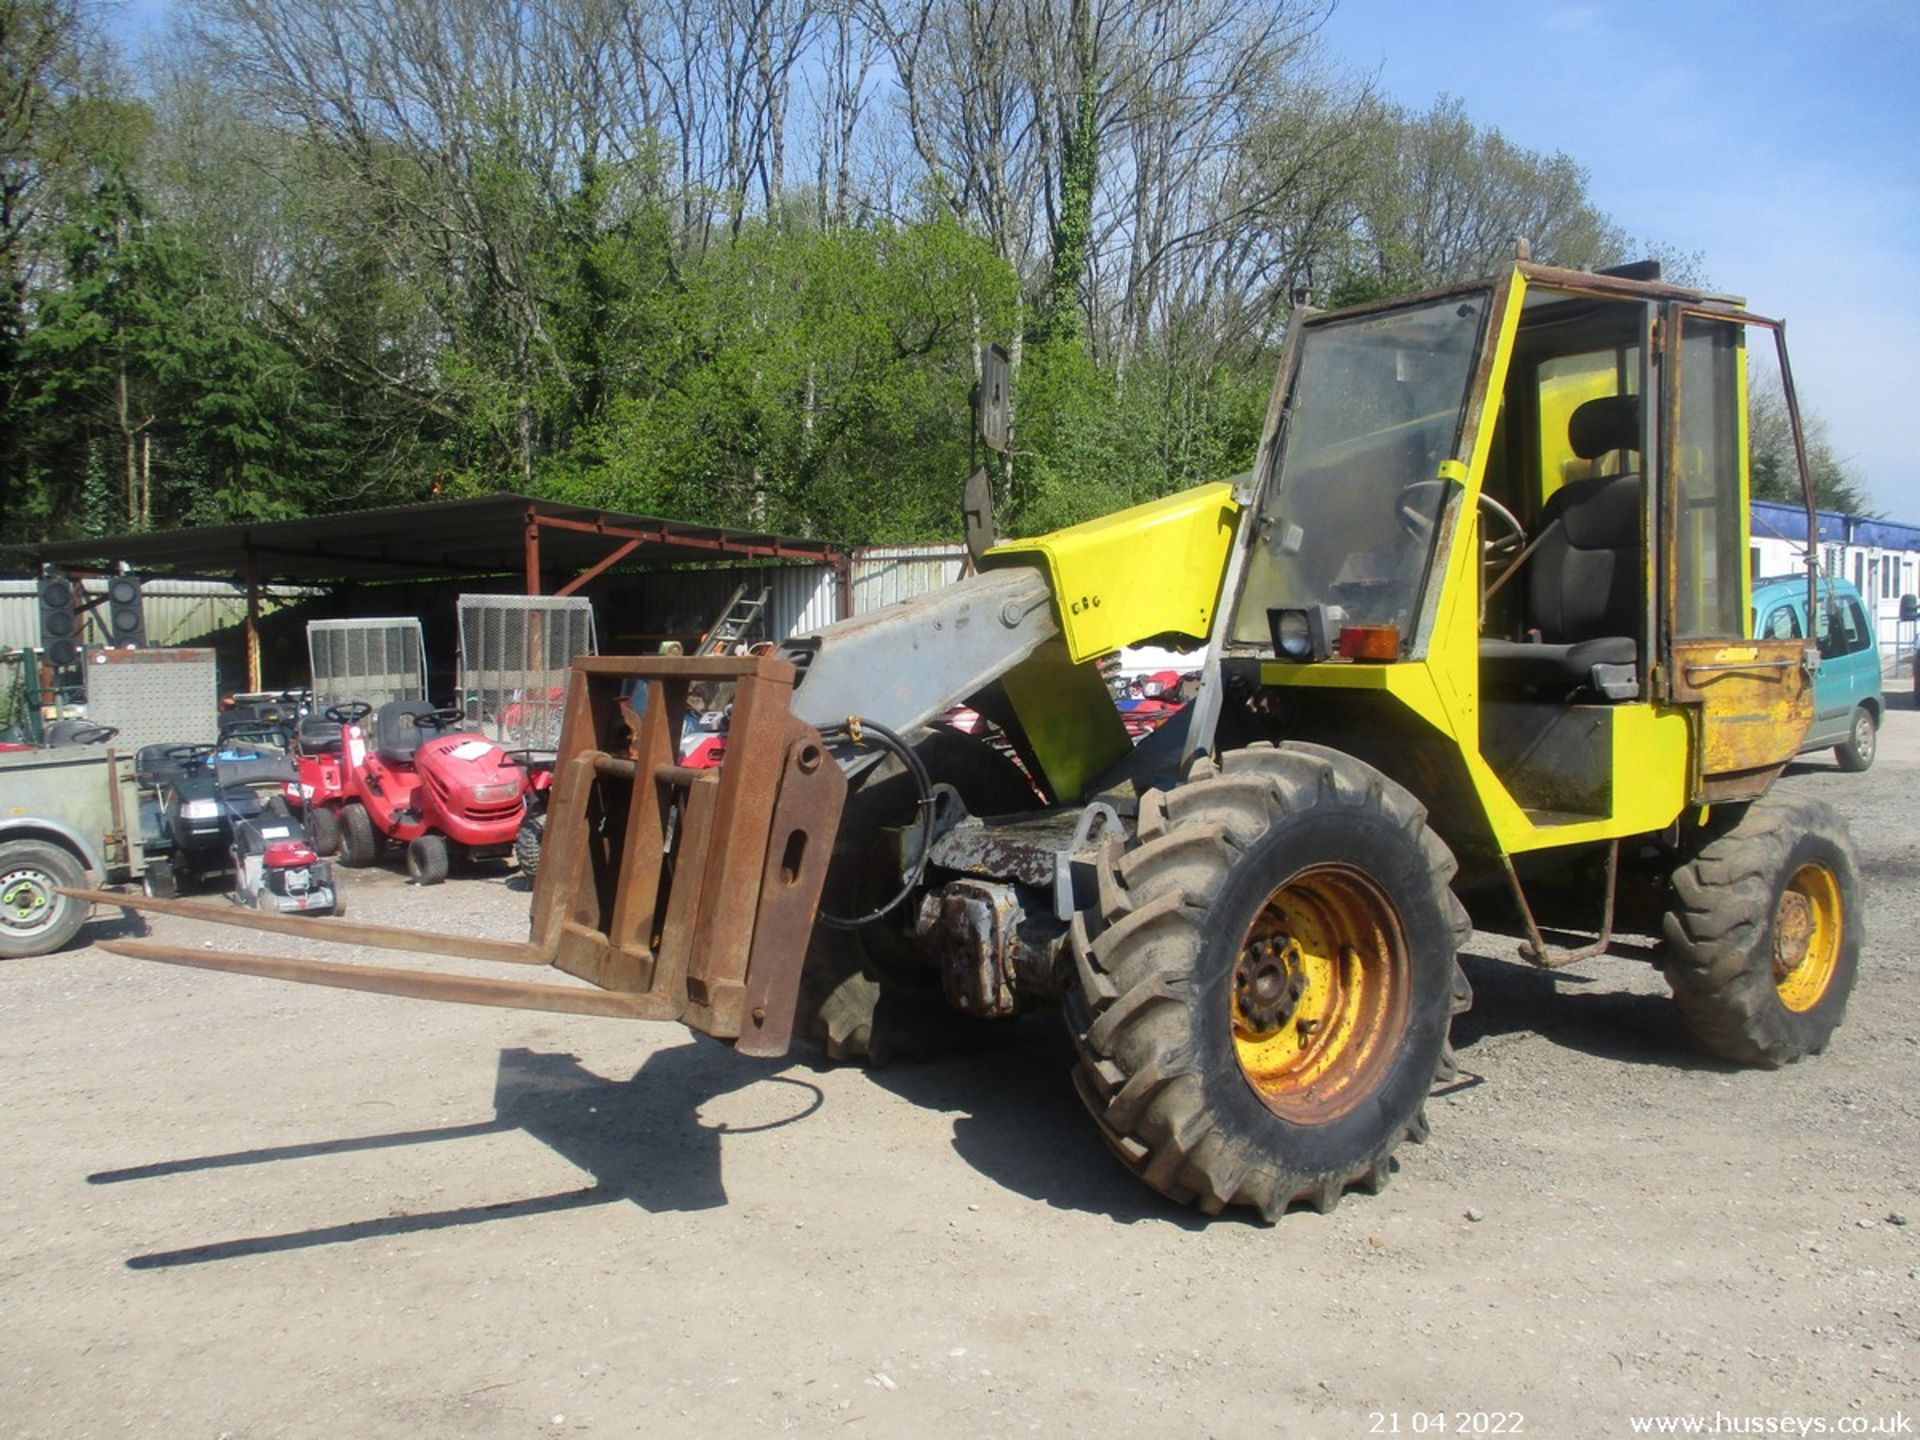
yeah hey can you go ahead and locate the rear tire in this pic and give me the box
[1662,793,1861,1065]
[406,834,451,886]
[338,802,379,868]
[515,810,544,880]
[0,840,90,958]
[1833,705,1876,772]
[1064,743,1471,1219]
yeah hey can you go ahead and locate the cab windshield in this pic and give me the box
[1234,293,1489,649]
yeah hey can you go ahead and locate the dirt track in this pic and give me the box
[3,703,1917,1439]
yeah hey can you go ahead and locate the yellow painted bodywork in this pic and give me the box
[986,483,1239,665]
[1252,268,1697,855]
[996,637,1132,803]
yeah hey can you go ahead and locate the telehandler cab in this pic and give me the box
[78,259,1861,1220]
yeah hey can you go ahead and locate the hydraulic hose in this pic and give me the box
[814,717,936,930]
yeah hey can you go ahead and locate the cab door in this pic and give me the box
[1659,309,1813,799]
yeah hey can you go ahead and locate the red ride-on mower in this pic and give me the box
[292,699,528,884]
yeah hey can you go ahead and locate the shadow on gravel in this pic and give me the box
[90,1043,821,1268]
[830,1023,1234,1231]
[1450,951,1737,1073]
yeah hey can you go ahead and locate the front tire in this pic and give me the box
[1662,793,1861,1065]
[0,840,90,958]
[1834,705,1876,772]
[406,834,451,886]
[1065,743,1471,1219]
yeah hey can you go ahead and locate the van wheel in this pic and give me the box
[1833,705,1875,772]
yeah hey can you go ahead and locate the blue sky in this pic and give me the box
[109,0,1919,517]
[1320,0,1920,519]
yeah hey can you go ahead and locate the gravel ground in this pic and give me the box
[3,701,1917,1439]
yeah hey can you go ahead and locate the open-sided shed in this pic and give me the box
[37,492,851,688]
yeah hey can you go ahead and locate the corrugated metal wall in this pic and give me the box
[631,564,840,646]
[621,545,963,648]
[0,579,315,652]
[852,545,967,613]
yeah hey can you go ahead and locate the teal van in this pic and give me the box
[1750,575,1883,771]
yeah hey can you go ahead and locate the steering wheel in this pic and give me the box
[164,743,216,764]
[421,707,467,731]
[325,702,371,724]
[1396,481,1527,563]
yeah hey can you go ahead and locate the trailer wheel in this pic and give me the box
[306,805,341,857]
[406,835,451,886]
[338,803,379,868]
[1662,793,1861,1066]
[798,727,1039,1063]
[1064,743,1471,1219]
[0,840,90,959]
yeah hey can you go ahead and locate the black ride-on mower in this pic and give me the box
[135,739,341,915]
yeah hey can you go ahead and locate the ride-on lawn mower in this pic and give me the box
[136,740,339,914]
[291,700,527,884]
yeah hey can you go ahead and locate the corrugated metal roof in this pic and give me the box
[32,491,846,585]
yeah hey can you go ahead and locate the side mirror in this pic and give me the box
[976,345,1011,454]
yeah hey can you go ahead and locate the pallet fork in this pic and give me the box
[70,656,847,1057]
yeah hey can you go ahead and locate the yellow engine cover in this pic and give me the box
[983,483,1240,664]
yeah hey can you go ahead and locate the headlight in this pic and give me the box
[472,781,521,805]
[1275,610,1313,659]
[1267,606,1330,661]
[181,799,222,820]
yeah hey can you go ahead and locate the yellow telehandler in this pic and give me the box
[83,258,1861,1219]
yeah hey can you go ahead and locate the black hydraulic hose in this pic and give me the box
[814,717,936,930]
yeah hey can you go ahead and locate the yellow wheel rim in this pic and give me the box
[1230,865,1409,1122]
[1773,862,1842,1013]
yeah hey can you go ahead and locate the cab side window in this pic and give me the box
[1760,604,1801,641]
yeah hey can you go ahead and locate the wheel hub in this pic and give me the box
[1234,934,1307,1035]
[1772,889,1814,981]
[3,869,52,928]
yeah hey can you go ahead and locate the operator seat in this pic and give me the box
[1479,394,1644,697]
[296,714,344,753]
[375,699,444,764]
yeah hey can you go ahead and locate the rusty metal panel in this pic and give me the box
[1670,637,1812,785]
[735,725,847,1056]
